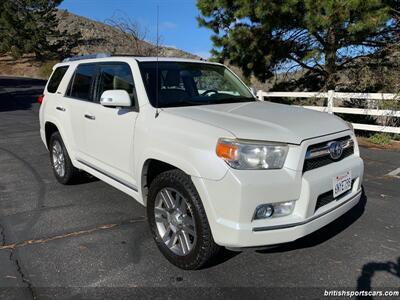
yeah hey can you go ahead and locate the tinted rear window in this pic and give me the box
[47,66,69,93]
[69,64,97,101]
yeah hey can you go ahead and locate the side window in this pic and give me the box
[96,63,136,105]
[69,64,97,101]
[47,66,69,93]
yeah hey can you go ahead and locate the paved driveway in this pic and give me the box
[0,77,399,299]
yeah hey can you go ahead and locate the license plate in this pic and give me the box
[333,171,352,198]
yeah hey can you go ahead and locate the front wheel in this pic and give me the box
[147,169,220,269]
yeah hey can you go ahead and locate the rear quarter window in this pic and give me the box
[47,66,69,93]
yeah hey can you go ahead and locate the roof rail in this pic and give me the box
[111,54,147,57]
[62,53,111,62]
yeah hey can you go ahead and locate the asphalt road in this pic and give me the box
[0,76,399,299]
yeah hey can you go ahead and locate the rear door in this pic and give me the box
[42,66,70,134]
[64,63,98,159]
[82,62,139,188]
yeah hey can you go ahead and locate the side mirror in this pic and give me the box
[100,90,131,107]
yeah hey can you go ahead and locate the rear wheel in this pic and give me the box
[49,132,78,184]
[147,169,220,269]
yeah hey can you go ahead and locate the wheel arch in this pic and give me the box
[141,158,193,206]
[44,121,59,148]
[137,147,227,208]
[43,120,75,163]
[138,155,219,240]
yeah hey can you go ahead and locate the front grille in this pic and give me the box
[303,136,354,172]
[303,147,353,172]
[315,180,355,212]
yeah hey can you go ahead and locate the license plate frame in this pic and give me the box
[333,170,352,198]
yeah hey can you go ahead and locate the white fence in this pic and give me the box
[256,90,400,134]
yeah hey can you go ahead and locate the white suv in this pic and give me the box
[39,54,364,269]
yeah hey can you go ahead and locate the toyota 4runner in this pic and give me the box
[39,54,364,269]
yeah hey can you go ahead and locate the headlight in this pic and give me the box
[216,138,289,170]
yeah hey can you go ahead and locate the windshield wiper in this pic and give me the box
[162,97,255,108]
[208,97,256,104]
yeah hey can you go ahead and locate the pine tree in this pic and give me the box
[0,0,78,59]
[197,0,399,90]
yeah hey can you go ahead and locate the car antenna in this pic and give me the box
[155,4,160,118]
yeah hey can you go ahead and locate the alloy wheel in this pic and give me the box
[154,188,196,256]
[52,140,65,177]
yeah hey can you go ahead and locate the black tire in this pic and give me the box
[147,169,220,270]
[49,131,78,185]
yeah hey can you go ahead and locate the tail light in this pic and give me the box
[37,95,44,104]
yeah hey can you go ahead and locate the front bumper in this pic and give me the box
[192,134,364,248]
[224,190,361,248]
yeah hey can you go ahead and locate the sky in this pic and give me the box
[59,0,214,59]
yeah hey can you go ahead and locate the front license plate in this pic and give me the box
[333,171,352,198]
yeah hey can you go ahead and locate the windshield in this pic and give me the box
[138,61,255,108]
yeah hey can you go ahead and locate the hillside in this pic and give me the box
[0,9,199,79]
[0,9,398,94]
[249,45,400,94]
[55,10,198,59]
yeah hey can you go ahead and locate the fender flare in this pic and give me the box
[44,118,75,162]
[137,149,206,205]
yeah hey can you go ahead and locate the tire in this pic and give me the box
[147,169,220,270]
[49,131,78,185]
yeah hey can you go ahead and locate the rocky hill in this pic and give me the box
[250,45,400,94]
[0,9,199,79]
[55,10,198,59]
[0,9,398,95]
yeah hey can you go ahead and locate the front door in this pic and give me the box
[82,62,139,188]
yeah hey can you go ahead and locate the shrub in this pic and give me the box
[39,61,57,79]
[368,133,392,145]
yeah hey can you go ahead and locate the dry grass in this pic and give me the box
[357,136,400,151]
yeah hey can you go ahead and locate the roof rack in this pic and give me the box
[111,54,147,57]
[62,53,111,62]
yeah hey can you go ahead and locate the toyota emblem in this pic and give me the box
[328,141,343,160]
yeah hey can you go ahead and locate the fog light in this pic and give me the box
[273,201,295,217]
[253,201,295,220]
[254,204,274,220]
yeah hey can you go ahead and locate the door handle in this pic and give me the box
[56,106,66,112]
[84,114,96,120]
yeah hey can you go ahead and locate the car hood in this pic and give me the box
[165,101,349,144]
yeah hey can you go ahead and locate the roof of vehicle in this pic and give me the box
[135,56,213,63]
[56,54,222,68]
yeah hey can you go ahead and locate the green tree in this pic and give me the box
[0,0,79,59]
[197,0,399,90]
